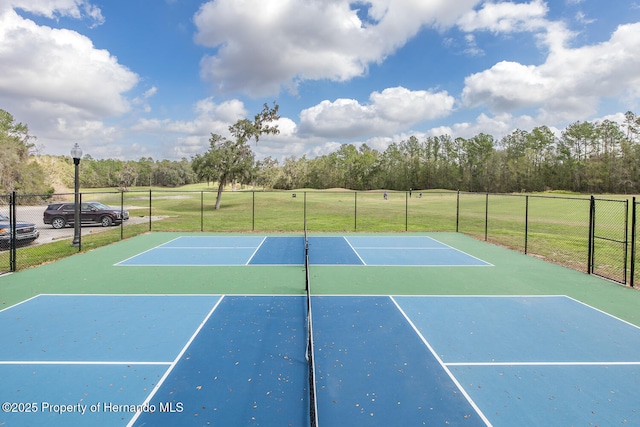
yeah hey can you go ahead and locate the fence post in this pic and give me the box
[405,191,408,232]
[252,191,255,231]
[148,189,152,231]
[456,190,460,232]
[9,191,16,272]
[524,195,529,254]
[631,197,636,287]
[201,191,204,232]
[587,195,595,274]
[77,192,82,251]
[120,191,124,240]
[303,191,307,232]
[624,199,629,285]
[354,192,357,231]
[484,192,489,241]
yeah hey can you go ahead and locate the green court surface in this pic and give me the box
[2,232,640,427]
[1,231,639,326]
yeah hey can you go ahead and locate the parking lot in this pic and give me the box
[5,205,155,247]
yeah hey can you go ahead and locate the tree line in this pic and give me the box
[254,112,640,194]
[3,106,640,198]
[0,109,52,196]
[75,156,195,189]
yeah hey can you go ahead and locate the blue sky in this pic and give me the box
[1,0,639,161]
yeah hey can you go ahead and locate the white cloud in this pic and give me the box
[193,0,481,96]
[463,33,484,56]
[132,97,247,137]
[372,87,455,122]
[127,97,255,159]
[132,86,158,113]
[298,86,455,138]
[0,6,138,156]
[574,11,595,25]
[245,117,338,161]
[457,0,548,34]
[462,21,640,121]
[2,0,105,26]
[455,1,575,54]
[451,112,537,139]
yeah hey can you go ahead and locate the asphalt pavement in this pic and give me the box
[6,205,154,247]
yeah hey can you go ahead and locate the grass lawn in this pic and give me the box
[4,187,637,285]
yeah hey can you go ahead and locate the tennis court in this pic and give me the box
[116,235,491,267]
[1,232,640,426]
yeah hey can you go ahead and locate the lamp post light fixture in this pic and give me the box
[71,143,83,247]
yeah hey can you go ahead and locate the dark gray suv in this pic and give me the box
[43,202,129,229]
[0,213,39,247]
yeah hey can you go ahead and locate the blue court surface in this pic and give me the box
[1,294,639,426]
[116,235,491,267]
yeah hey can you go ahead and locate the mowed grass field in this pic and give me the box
[3,187,638,283]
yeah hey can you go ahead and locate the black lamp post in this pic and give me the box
[71,143,82,247]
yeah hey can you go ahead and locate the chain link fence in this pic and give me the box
[589,198,628,284]
[526,195,592,274]
[0,191,152,274]
[631,198,640,288]
[456,192,594,271]
[0,190,636,287]
[456,192,629,284]
[0,193,11,275]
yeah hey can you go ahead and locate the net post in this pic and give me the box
[304,221,318,426]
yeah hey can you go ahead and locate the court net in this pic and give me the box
[305,224,319,427]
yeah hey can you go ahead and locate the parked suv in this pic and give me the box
[0,213,40,247]
[43,202,129,229]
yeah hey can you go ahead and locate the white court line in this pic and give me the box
[36,293,224,297]
[114,236,262,266]
[446,361,640,366]
[0,294,224,367]
[342,236,367,265]
[342,236,492,266]
[309,264,490,267]
[393,295,640,384]
[392,294,567,298]
[389,295,493,427]
[565,295,640,331]
[0,361,171,365]
[418,236,495,266]
[349,246,452,250]
[246,236,268,265]
[36,293,304,297]
[126,294,225,427]
[114,236,183,266]
[156,246,259,249]
[411,294,640,332]
[0,294,42,313]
